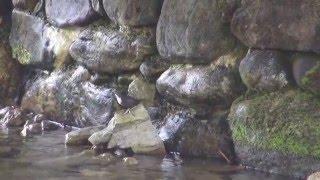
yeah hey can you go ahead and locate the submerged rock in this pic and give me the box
[228,90,320,178]
[10,10,81,69]
[159,110,234,158]
[89,104,165,155]
[21,67,115,127]
[157,0,239,63]
[1,107,26,127]
[292,53,320,95]
[65,126,105,146]
[21,123,42,137]
[70,25,156,73]
[239,49,293,92]
[41,120,63,131]
[123,157,138,166]
[231,0,320,53]
[102,0,162,27]
[45,0,99,27]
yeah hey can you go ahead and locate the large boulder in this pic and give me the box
[102,0,162,27]
[21,66,116,127]
[70,25,156,74]
[159,110,234,158]
[89,104,165,155]
[156,52,245,111]
[12,0,39,12]
[292,53,320,95]
[228,90,320,178]
[0,43,22,105]
[10,10,81,69]
[45,0,99,27]
[157,0,239,63]
[231,0,320,53]
[239,49,293,92]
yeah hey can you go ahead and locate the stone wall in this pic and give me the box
[1,0,320,178]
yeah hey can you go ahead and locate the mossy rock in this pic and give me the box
[228,89,320,177]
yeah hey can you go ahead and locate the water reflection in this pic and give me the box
[0,128,294,180]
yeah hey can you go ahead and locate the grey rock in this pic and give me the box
[12,0,39,12]
[65,126,105,146]
[139,56,170,81]
[10,10,81,69]
[21,123,42,136]
[157,0,239,63]
[231,0,320,53]
[70,25,156,73]
[239,49,293,92]
[102,0,162,27]
[1,107,26,127]
[89,104,165,155]
[45,0,99,27]
[128,77,156,107]
[292,53,320,95]
[21,67,116,127]
[156,64,245,110]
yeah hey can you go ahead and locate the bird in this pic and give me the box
[114,91,140,110]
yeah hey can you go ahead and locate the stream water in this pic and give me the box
[0,128,295,180]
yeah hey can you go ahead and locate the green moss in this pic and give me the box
[12,45,31,65]
[301,62,320,95]
[229,89,320,158]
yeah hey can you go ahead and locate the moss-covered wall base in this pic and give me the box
[228,89,320,178]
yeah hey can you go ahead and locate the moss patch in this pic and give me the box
[12,45,31,65]
[229,89,320,158]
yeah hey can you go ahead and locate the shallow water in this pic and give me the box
[0,128,295,180]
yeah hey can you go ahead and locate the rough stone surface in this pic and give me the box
[139,55,170,81]
[102,0,162,27]
[89,104,165,155]
[21,67,115,127]
[45,0,99,27]
[128,77,156,107]
[231,0,320,53]
[292,53,320,95]
[157,0,239,63]
[239,49,293,92]
[228,90,320,178]
[0,42,22,105]
[12,0,39,12]
[70,25,156,73]
[1,107,26,127]
[65,126,105,146]
[159,110,234,158]
[10,10,81,69]
[156,63,245,110]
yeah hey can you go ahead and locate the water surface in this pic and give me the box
[0,128,295,180]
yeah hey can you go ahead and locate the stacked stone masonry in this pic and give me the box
[0,0,319,178]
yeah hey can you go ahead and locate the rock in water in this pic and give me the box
[65,126,105,146]
[89,104,165,155]
[45,0,99,27]
[1,107,26,127]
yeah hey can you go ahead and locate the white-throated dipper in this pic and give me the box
[114,92,139,109]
